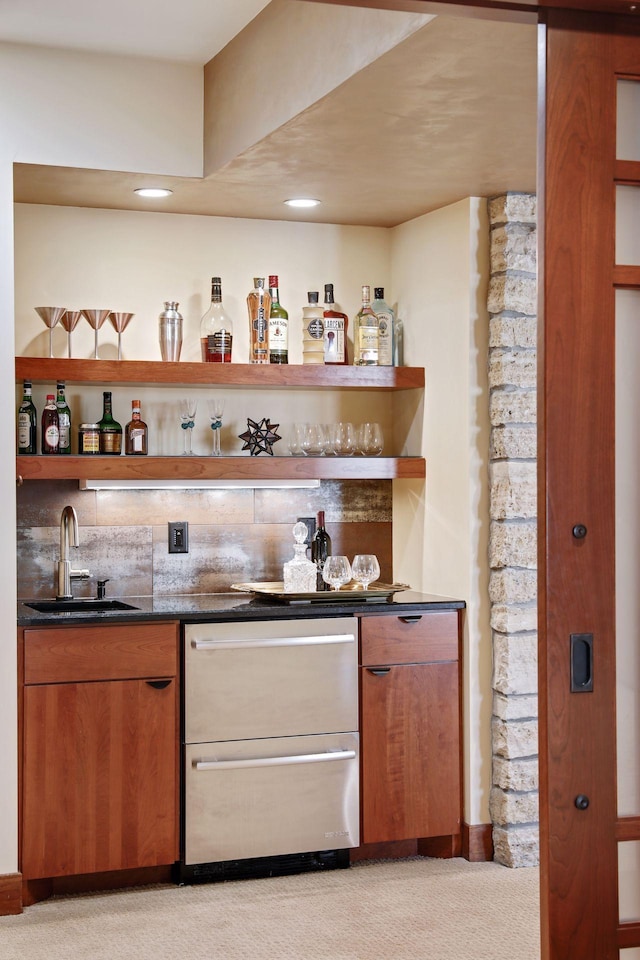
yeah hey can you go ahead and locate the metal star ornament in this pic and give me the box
[238,417,282,456]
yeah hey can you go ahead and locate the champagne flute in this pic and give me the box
[60,310,82,358]
[322,555,352,591]
[351,554,381,590]
[109,312,134,360]
[179,398,198,455]
[207,397,225,456]
[35,306,66,358]
[81,309,111,359]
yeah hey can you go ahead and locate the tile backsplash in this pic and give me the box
[17,480,392,599]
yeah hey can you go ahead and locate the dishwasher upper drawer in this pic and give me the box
[184,617,358,743]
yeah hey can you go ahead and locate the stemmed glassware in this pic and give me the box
[109,312,134,360]
[351,554,381,590]
[81,309,111,359]
[179,398,198,456]
[207,398,225,457]
[35,307,66,358]
[60,310,82,358]
[322,555,352,592]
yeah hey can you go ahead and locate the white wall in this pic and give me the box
[391,198,492,826]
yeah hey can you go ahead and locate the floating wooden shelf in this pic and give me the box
[16,456,426,482]
[15,358,425,390]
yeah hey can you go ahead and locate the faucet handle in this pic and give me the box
[97,578,110,600]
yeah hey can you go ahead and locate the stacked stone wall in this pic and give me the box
[487,193,539,867]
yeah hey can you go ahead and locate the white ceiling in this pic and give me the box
[5,1,538,226]
[0,0,271,62]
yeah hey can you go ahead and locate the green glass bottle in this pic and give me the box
[17,379,37,454]
[268,275,289,364]
[56,380,72,454]
[98,391,123,455]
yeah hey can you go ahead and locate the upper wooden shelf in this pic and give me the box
[15,358,424,390]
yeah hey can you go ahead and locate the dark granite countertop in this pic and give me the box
[17,590,465,627]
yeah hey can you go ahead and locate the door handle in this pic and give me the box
[146,679,172,690]
[570,633,593,692]
[367,667,391,676]
[194,750,356,771]
[399,616,422,623]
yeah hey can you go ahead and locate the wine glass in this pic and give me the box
[109,312,134,360]
[35,306,66,358]
[351,554,381,590]
[207,397,225,456]
[179,398,198,455]
[322,555,352,592]
[60,310,82,358]
[81,309,111,359]
[334,422,356,457]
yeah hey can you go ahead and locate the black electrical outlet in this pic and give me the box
[168,521,189,554]
[297,516,316,547]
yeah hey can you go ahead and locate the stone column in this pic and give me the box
[487,193,539,867]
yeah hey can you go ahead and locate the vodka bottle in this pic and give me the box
[372,287,394,366]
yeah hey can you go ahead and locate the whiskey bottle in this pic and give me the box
[247,277,270,364]
[41,394,60,454]
[200,276,233,363]
[17,379,37,454]
[323,283,348,365]
[353,285,379,366]
[268,275,289,364]
[56,380,72,454]
[372,287,394,366]
[125,400,148,455]
[98,391,123,455]
[302,292,325,364]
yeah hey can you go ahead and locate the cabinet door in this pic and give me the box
[361,661,460,844]
[22,678,178,879]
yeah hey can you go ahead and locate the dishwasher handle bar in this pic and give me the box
[194,749,356,771]
[191,633,355,651]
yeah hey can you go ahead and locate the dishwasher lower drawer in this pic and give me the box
[184,732,359,865]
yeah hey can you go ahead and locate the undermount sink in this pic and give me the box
[26,599,140,613]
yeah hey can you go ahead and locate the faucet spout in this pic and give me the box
[57,505,89,600]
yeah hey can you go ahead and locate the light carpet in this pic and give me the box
[0,858,540,960]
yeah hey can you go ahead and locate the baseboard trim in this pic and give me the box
[462,822,493,862]
[0,873,23,915]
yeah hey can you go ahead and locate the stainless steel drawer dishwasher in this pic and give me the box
[179,616,359,882]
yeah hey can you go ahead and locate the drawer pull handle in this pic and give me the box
[367,667,391,676]
[399,616,422,624]
[146,679,172,690]
[192,634,354,651]
[194,750,356,771]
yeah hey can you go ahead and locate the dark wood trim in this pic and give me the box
[298,0,640,21]
[349,839,419,861]
[613,265,640,288]
[618,922,640,949]
[616,816,640,841]
[461,822,494,861]
[0,874,23,915]
[614,159,640,185]
[417,834,462,858]
[22,866,174,906]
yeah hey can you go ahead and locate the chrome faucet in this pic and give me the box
[57,505,90,600]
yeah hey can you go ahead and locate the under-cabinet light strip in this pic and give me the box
[79,479,321,491]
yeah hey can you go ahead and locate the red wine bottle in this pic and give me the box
[311,510,332,591]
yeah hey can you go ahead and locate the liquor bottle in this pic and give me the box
[125,400,148,455]
[41,394,60,455]
[372,287,394,366]
[311,510,332,591]
[302,292,325,364]
[283,521,317,593]
[200,276,233,363]
[56,380,72,454]
[353,285,379,366]
[268,275,289,364]
[98,391,123,455]
[17,379,37,454]
[247,277,270,364]
[323,283,348,365]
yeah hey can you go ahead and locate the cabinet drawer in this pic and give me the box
[360,610,459,665]
[24,621,179,684]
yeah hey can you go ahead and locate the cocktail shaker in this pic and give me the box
[158,301,183,361]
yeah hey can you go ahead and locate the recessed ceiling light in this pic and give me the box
[284,198,320,208]
[134,187,173,198]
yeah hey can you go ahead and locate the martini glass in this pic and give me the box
[180,398,198,455]
[207,398,225,456]
[35,306,66,358]
[109,312,134,360]
[60,310,82,358]
[81,309,111,359]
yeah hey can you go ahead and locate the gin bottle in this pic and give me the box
[372,287,394,366]
[353,285,379,365]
